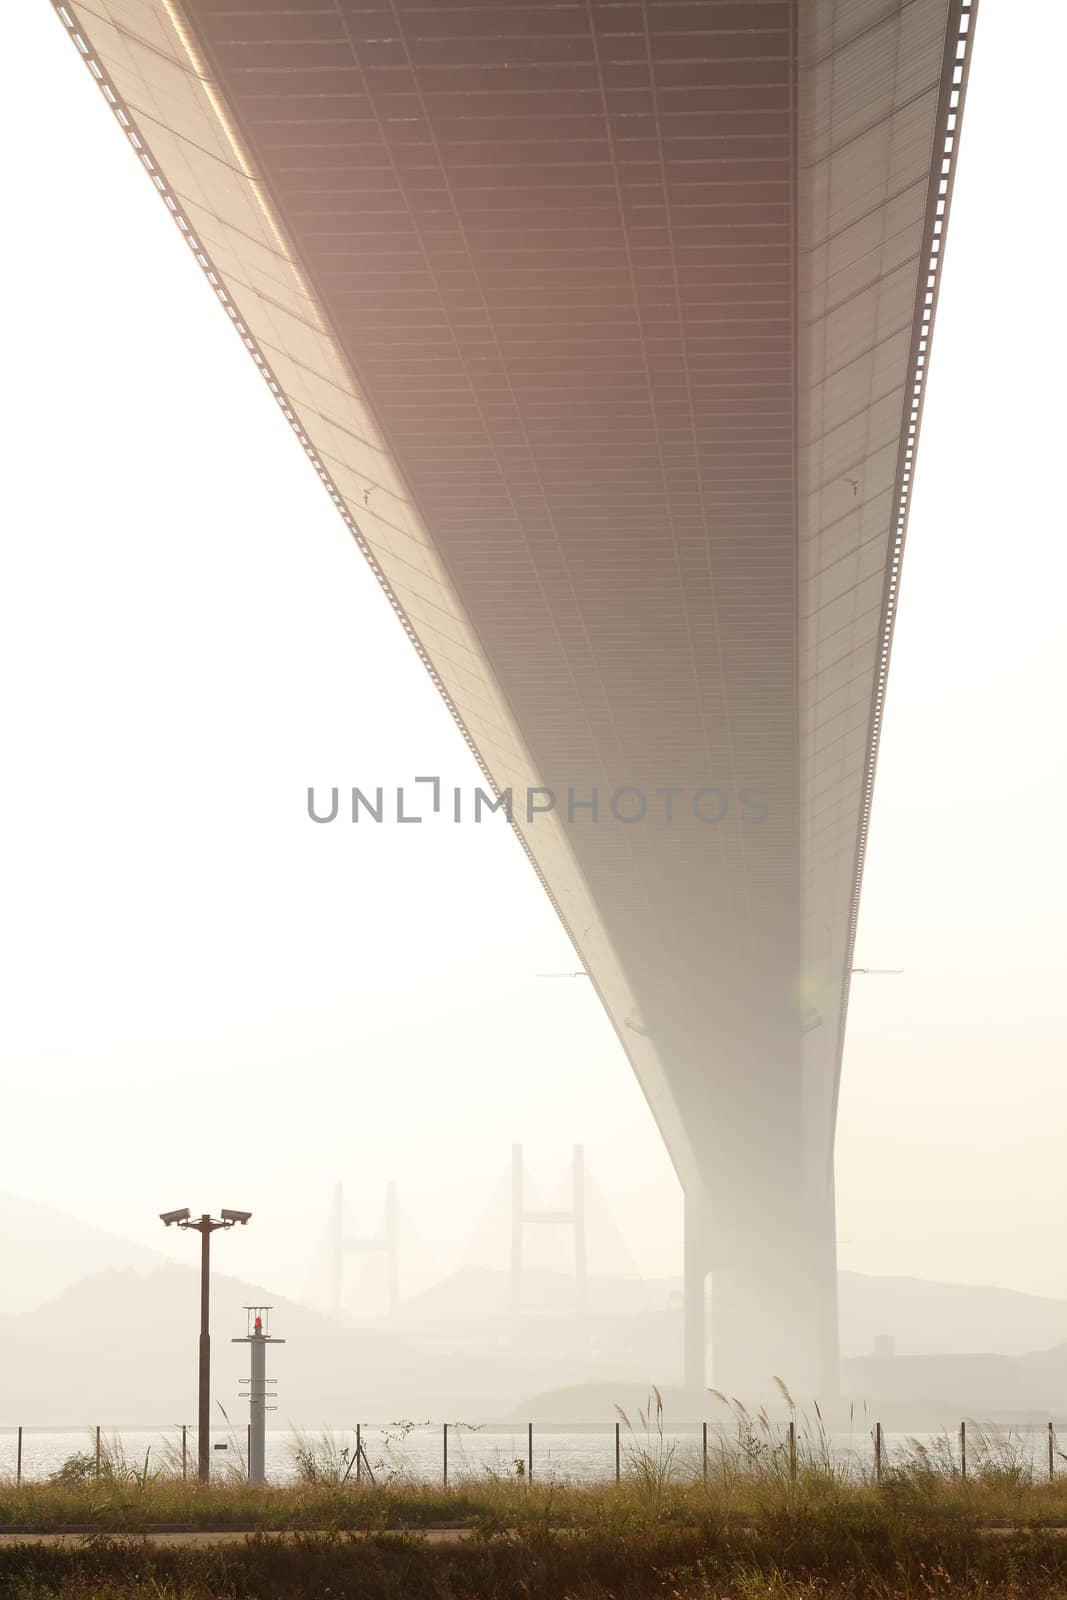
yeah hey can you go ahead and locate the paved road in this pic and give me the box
[0,1527,471,1545]
[1,1525,1065,1547]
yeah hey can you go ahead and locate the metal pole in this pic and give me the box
[788,1419,796,1483]
[960,1420,966,1481]
[528,1421,533,1482]
[615,1421,620,1484]
[356,1424,362,1484]
[232,1308,282,1487]
[95,1426,101,1478]
[1050,1422,1055,1483]
[443,1422,448,1487]
[875,1421,882,1484]
[199,1217,211,1484]
[16,1427,22,1488]
[702,1421,708,1486]
[248,1333,266,1485]
[182,1424,187,1481]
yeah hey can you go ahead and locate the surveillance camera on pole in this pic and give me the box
[159,1208,191,1227]
[158,1207,252,1482]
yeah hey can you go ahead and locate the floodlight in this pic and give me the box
[221,1209,252,1224]
[159,1207,191,1227]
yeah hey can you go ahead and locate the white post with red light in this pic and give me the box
[232,1305,283,1485]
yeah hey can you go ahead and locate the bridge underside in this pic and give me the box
[53,0,977,1396]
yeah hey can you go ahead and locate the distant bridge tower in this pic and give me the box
[510,1143,587,1315]
[330,1181,398,1319]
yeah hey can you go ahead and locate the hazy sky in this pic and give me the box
[2,0,1064,1313]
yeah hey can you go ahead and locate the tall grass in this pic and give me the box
[1,1409,1063,1536]
[616,1387,680,1498]
[0,1446,1063,1532]
[0,1499,1066,1599]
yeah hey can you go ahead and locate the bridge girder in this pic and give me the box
[50,0,978,1396]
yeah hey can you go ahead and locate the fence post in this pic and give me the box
[702,1421,708,1486]
[875,1421,882,1484]
[615,1421,620,1485]
[182,1425,187,1482]
[356,1424,362,1484]
[528,1422,533,1482]
[960,1421,966,1480]
[16,1427,22,1488]
[95,1426,101,1478]
[247,1424,251,1482]
[443,1422,448,1488]
[788,1419,796,1483]
[1051,1422,1056,1483]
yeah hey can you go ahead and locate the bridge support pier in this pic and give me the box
[683,1193,709,1392]
[682,1186,840,1404]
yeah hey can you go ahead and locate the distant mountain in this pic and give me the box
[841,1344,1067,1419]
[5,1191,1066,1363]
[394,1264,677,1326]
[0,1263,483,1425]
[1,1193,1065,1424]
[394,1265,1067,1361]
[0,1190,163,1315]
[838,1271,1067,1359]
[0,1264,647,1425]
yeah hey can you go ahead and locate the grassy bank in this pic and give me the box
[3,1410,1065,1532]
[1,1412,1064,1596]
[2,1468,1067,1533]
[2,1475,1067,1600]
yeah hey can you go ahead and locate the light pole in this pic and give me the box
[160,1207,252,1483]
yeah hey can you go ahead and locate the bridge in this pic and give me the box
[51,0,978,1397]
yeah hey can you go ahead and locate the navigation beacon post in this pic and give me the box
[232,1306,284,1484]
